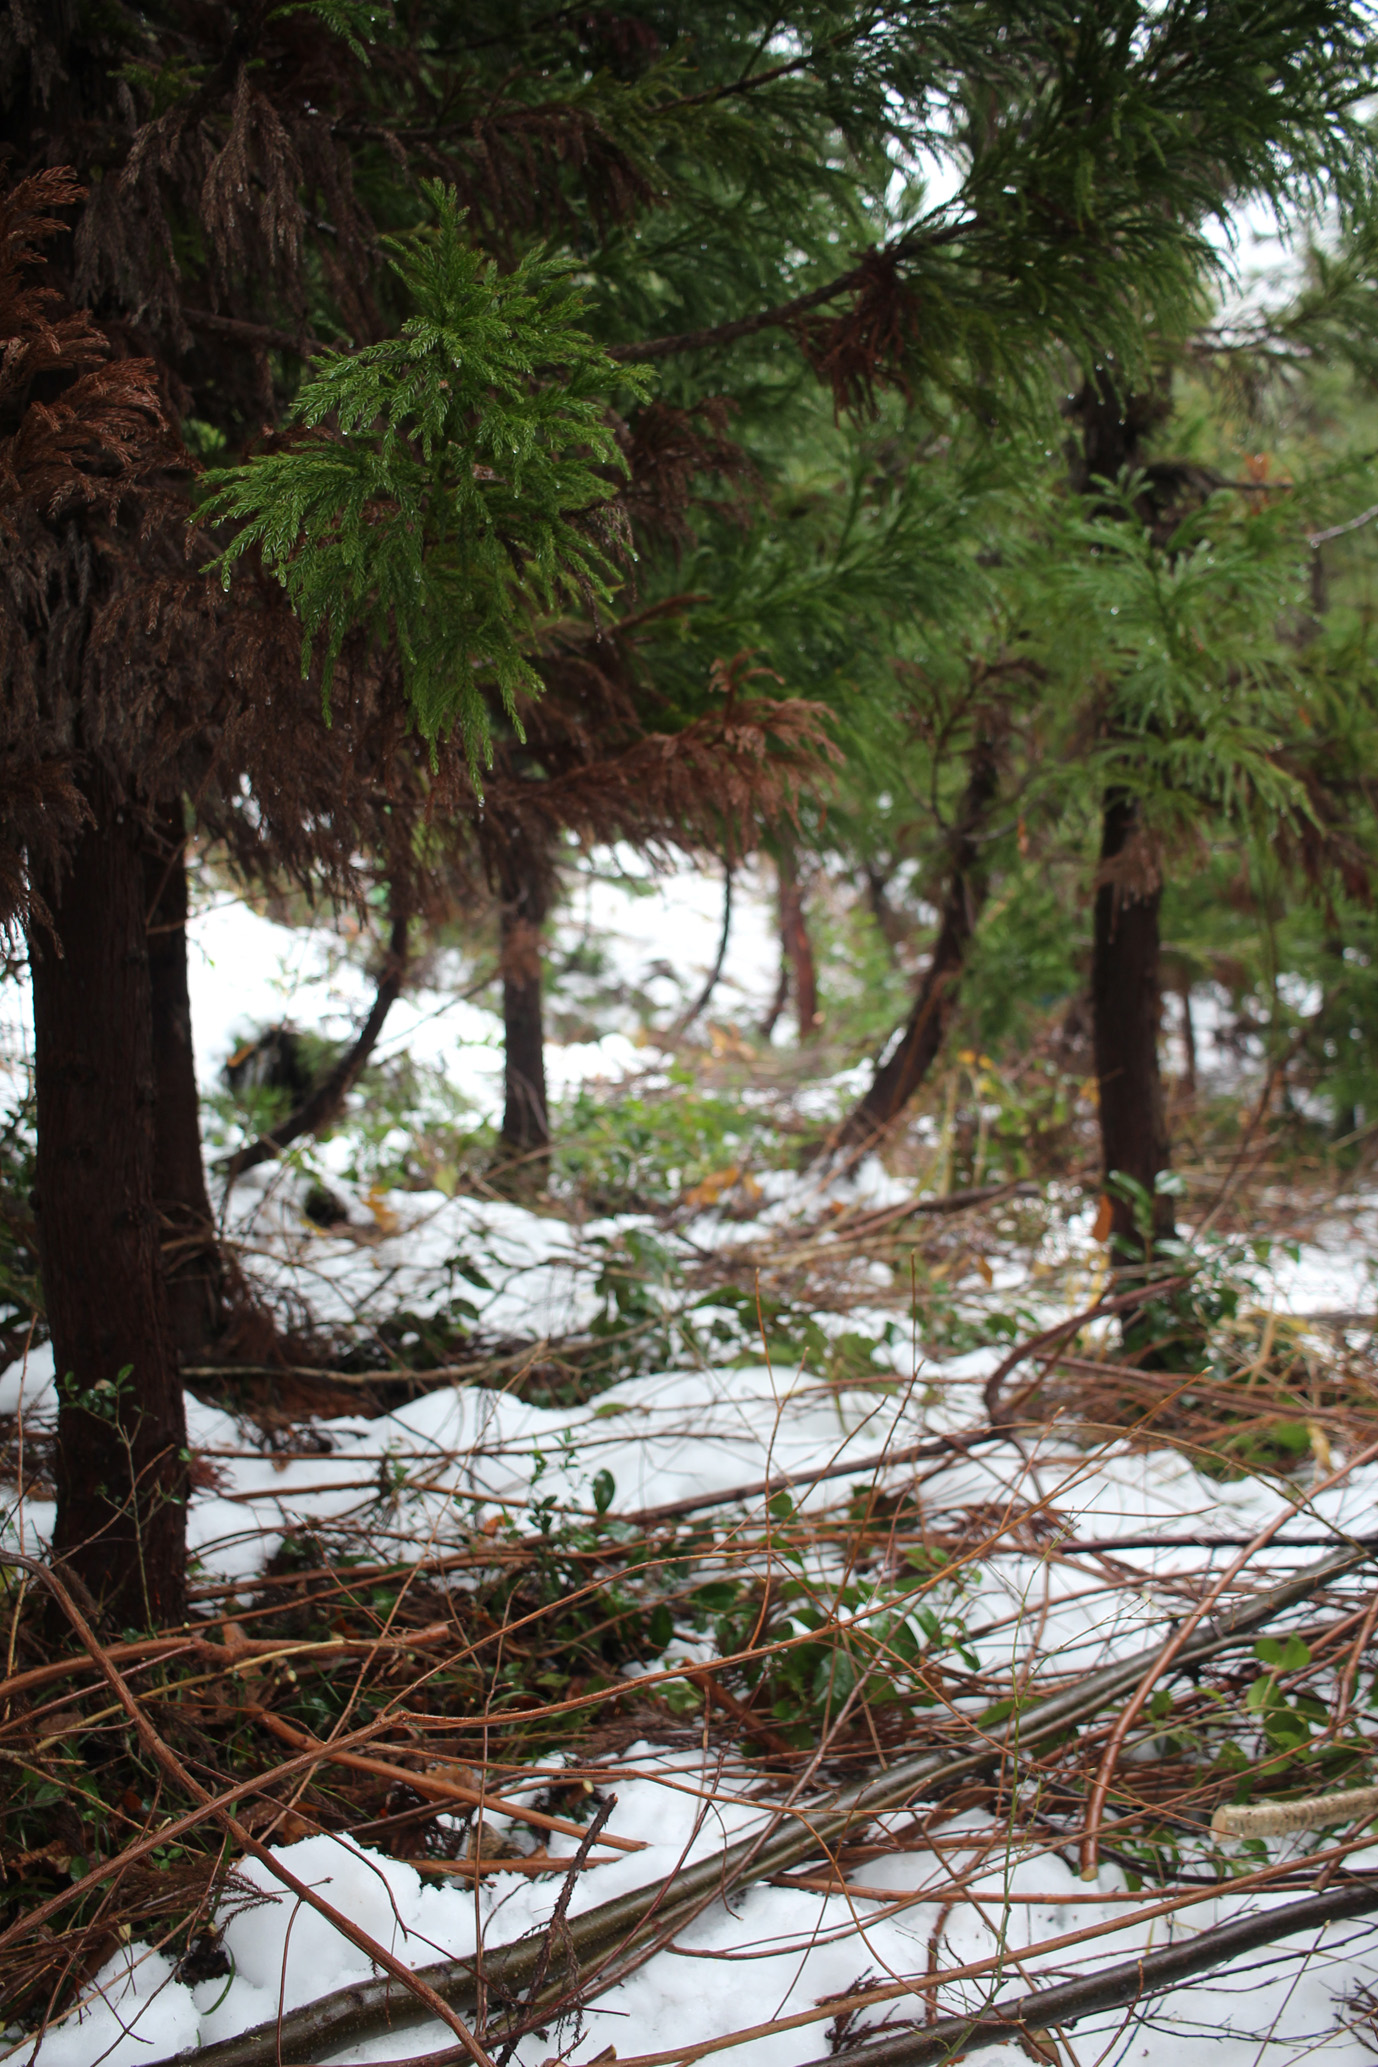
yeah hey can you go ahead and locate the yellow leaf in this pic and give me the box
[684,1165,739,1209]
[366,1185,400,1236]
[1092,1194,1114,1244]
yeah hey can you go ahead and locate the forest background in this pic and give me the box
[11,3,1378,2063]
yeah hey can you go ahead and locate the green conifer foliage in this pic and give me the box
[206,188,644,759]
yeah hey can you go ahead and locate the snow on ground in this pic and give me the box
[29,1753,1378,2067]
[15,1315,1378,2066]
[9,869,1378,2065]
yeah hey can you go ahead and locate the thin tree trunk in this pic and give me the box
[862,864,905,963]
[1178,979,1198,1098]
[839,731,1001,1149]
[673,864,733,1038]
[759,961,789,1042]
[1092,792,1173,1255]
[1321,934,1357,1143]
[143,803,225,1361]
[32,773,187,1626]
[498,852,550,1164]
[222,903,410,1186]
[778,846,819,1040]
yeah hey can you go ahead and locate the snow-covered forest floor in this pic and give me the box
[6,855,1378,2067]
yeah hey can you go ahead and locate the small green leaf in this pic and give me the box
[768,1490,795,1521]
[591,1468,616,1515]
[977,1697,1018,1727]
[1254,1635,1311,1671]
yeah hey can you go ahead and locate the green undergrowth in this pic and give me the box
[7,1445,1377,2034]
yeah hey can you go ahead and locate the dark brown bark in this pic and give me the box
[839,731,1001,1148]
[777,846,819,1040]
[32,773,187,1626]
[222,905,410,1186]
[498,854,550,1163]
[1178,978,1198,1097]
[1092,793,1173,1254]
[862,864,906,963]
[1071,379,1178,1261]
[143,804,226,1361]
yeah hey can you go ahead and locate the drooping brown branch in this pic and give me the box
[220,903,409,1186]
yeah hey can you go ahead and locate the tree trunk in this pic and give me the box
[1178,979,1198,1099]
[862,864,906,963]
[759,961,789,1042]
[839,731,1001,1149]
[144,803,225,1363]
[498,851,550,1166]
[673,864,733,1038]
[1092,792,1174,1256]
[778,846,819,1040]
[32,773,187,1626]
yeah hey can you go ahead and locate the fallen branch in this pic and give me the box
[793,1876,1378,2067]
[982,1273,1195,1427]
[1213,1783,1378,1837]
[139,1532,1375,2067]
[621,1425,1002,1528]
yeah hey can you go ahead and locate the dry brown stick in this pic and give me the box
[136,1532,1375,2067]
[981,1274,1195,1426]
[253,1709,647,1852]
[0,1622,454,1711]
[685,1665,795,1756]
[413,1855,601,1879]
[0,1551,497,2067]
[750,1178,1043,1265]
[621,1426,999,1529]
[491,1794,616,2067]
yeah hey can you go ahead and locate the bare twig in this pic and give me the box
[136,1532,1374,2067]
[0,1551,496,2067]
[253,1710,645,1853]
[1079,1430,1378,1877]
